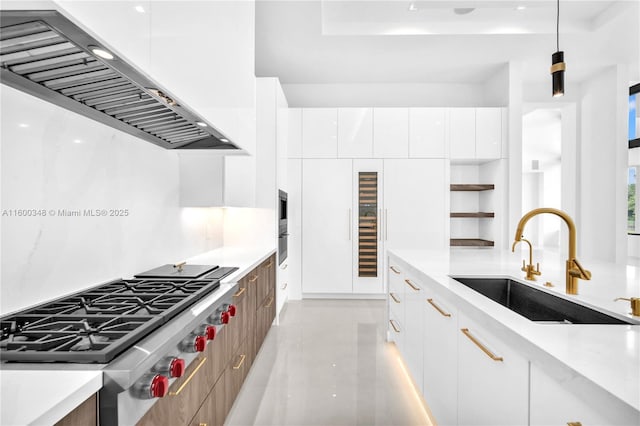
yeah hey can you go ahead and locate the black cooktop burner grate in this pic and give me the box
[0,277,222,363]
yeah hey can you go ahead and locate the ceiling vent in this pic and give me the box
[0,10,239,150]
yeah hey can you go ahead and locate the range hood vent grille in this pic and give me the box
[0,11,239,150]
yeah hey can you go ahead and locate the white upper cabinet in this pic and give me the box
[302,109,338,158]
[449,108,476,160]
[450,108,504,160]
[338,108,373,158]
[288,108,302,158]
[373,108,409,158]
[409,108,447,158]
[476,108,502,159]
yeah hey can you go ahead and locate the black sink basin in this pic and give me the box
[451,277,634,325]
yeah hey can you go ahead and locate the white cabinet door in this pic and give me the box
[352,159,384,294]
[402,272,424,394]
[373,108,409,158]
[302,159,352,293]
[287,159,303,300]
[288,108,302,158]
[409,108,447,158]
[530,363,640,426]
[276,83,288,191]
[383,159,447,250]
[302,109,338,158]
[449,108,476,160]
[338,108,373,158]
[422,290,457,426]
[457,311,529,426]
[476,108,502,160]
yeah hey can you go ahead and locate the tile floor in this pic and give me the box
[225,299,432,426]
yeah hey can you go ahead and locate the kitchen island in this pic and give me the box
[0,245,275,426]
[388,248,640,426]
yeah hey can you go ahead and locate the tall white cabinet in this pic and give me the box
[302,159,353,293]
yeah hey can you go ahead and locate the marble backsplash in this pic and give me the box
[1,86,225,313]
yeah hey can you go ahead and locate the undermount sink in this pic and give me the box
[451,277,635,325]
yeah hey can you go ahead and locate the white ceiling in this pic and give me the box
[255,0,639,86]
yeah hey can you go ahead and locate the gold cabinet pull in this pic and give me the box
[427,299,451,317]
[232,354,246,370]
[249,275,258,283]
[404,279,420,291]
[199,423,207,426]
[389,320,400,333]
[390,292,401,303]
[461,329,503,362]
[264,296,274,308]
[389,266,401,274]
[233,287,246,297]
[266,261,273,268]
[566,423,582,426]
[282,283,288,290]
[169,357,207,396]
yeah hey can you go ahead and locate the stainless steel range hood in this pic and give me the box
[0,10,239,150]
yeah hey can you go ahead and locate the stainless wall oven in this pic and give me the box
[278,190,288,264]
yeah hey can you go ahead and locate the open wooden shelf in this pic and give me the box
[450,212,495,218]
[450,238,495,247]
[450,184,495,191]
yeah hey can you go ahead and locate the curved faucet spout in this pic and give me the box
[512,208,590,294]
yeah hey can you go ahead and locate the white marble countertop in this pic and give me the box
[389,248,640,412]
[0,370,102,425]
[0,244,275,426]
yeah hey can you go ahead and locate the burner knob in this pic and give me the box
[181,334,207,352]
[205,325,216,340]
[169,358,186,378]
[150,375,169,398]
[194,335,207,352]
[211,310,230,325]
[227,304,237,317]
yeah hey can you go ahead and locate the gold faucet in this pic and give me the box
[513,208,591,295]
[511,237,541,281]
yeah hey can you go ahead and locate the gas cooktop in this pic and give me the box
[0,267,238,364]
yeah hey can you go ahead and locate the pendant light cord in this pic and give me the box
[556,0,560,51]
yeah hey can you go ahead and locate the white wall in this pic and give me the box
[579,65,630,263]
[282,83,487,107]
[0,86,225,314]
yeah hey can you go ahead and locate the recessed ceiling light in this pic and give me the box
[220,138,229,143]
[73,139,83,144]
[134,5,145,13]
[454,8,475,15]
[18,123,29,128]
[408,2,418,12]
[516,5,527,11]
[89,46,114,60]
[196,121,208,127]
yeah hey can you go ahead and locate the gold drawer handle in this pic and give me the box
[232,354,246,370]
[390,292,401,303]
[264,296,274,308]
[461,329,503,362]
[567,423,582,426]
[404,279,420,291]
[233,287,246,297]
[266,261,273,268]
[282,283,288,290]
[389,266,401,274]
[169,357,207,396]
[249,275,258,283]
[427,299,451,317]
[199,423,207,426]
[389,320,400,333]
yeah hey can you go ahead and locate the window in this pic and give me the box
[631,84,640,149]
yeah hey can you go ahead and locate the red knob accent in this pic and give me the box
[150,375,169,398]
[205,325,216,340]
[169,358,185,378]
[227,304,237,317]
[220,311,230,324]
[194,335,207,352]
